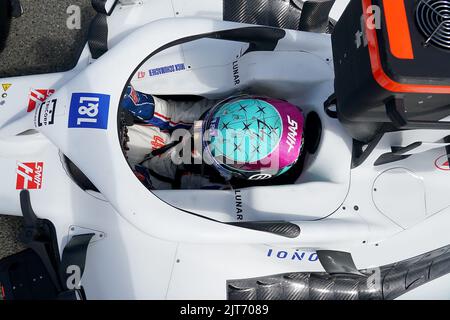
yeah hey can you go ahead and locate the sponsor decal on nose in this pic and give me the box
[435,154,450,171]
[16,162,44,190]
[27,89,55,112]
[68,93,110,129]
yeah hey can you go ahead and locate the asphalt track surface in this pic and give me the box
[0,0,95,259]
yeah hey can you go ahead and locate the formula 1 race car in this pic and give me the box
[1,0,450,300]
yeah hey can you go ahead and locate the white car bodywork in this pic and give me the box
[1,0,450,299]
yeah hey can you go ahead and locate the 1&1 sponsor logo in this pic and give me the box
[68,93,110,129]
[267,248,319,262]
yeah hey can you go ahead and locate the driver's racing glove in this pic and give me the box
[122,85,155,121]
[122,85,213,131]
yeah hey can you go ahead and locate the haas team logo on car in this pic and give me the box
[16,162,44,190]
[68,93,110,129]
[435,154,450,171]
[27,89,55,112]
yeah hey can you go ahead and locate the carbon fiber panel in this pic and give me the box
[223,0,301,30]
[228,244,450,300]
[88,13,108,59]
[227,221,300,238]
[298,0,335,32]
[223,0,334,33]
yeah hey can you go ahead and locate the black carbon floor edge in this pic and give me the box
[227,244,450,300]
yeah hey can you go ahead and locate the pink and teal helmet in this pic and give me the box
[202,95,305,181]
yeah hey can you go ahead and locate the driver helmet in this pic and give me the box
[200,95,305,181]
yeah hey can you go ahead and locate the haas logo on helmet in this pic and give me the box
[286,115,298,153]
